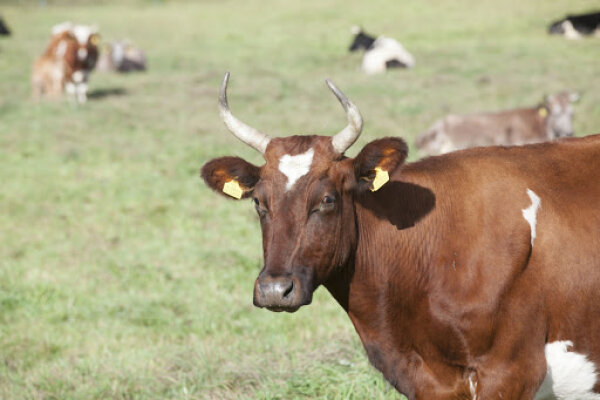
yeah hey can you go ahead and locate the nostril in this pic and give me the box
[282,281,294,299]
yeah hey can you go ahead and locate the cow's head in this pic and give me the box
[71,24,100,70]
[348,26,376,52]
[202,73,407,312]
[543,91,579,139]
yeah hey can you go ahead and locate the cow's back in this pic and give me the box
[409,134,600,255]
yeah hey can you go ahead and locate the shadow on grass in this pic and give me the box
[88,87,128,99]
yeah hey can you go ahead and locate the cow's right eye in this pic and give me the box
[253,197,260,206]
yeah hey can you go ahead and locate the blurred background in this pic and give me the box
[0,0,598,398]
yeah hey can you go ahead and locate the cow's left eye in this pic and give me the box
[323,196,335,205]
[253,197,268,217]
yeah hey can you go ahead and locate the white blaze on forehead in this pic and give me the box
[77,48,88,61]
[278,148,314,191]
[72,25,94,44]
[522,188,541,246]
[535,341,600,400]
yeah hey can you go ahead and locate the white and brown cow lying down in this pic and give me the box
[201,73,600,400]
[32,22,99,103]
[415,92,579,156]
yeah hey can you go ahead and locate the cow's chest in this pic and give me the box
[348,312,474,400]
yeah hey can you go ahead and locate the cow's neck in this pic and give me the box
[324,184,470,398]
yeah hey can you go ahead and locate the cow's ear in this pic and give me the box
[201,156,260,200]
[352,138,408,192]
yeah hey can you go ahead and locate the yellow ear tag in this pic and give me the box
[371,167,389,192]
[538,107,548,118]
[222,179,243,199]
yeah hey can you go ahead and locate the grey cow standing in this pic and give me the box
[415,92,579,156]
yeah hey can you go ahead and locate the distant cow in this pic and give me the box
[416,92,579,156]
[97,40,146,73]
[32,22,99,103]
[201,73,600,399]
[548,11,600,39]
[349,26,415,74]
[0,16,10,36]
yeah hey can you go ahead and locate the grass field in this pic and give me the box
[0,0,599,398]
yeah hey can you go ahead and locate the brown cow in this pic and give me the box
[415,92,579,156]
[201,73,600,400]
[32,22,99,103]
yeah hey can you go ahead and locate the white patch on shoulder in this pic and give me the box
[522,188,541,246]
[278,148,314,191]
[55,40,68,57]
[535,341,600,400]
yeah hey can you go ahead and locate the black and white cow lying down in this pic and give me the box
[548,11,600,39]
[348,26,415,74]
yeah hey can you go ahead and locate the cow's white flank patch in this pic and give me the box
[278,148,314,191]
[535,341,600,400]
[522,188,541,246]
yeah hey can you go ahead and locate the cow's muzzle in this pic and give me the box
[253,275,310,312]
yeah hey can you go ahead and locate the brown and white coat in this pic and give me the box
[32,22,99,103]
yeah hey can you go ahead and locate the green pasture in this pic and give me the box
[0,0,598,398]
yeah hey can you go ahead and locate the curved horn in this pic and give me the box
[219,72,271,154]
[326,79,363,154]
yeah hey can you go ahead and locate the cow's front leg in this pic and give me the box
[76,82,88,104]
[71,71,88,104]
[65,81,77,102]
